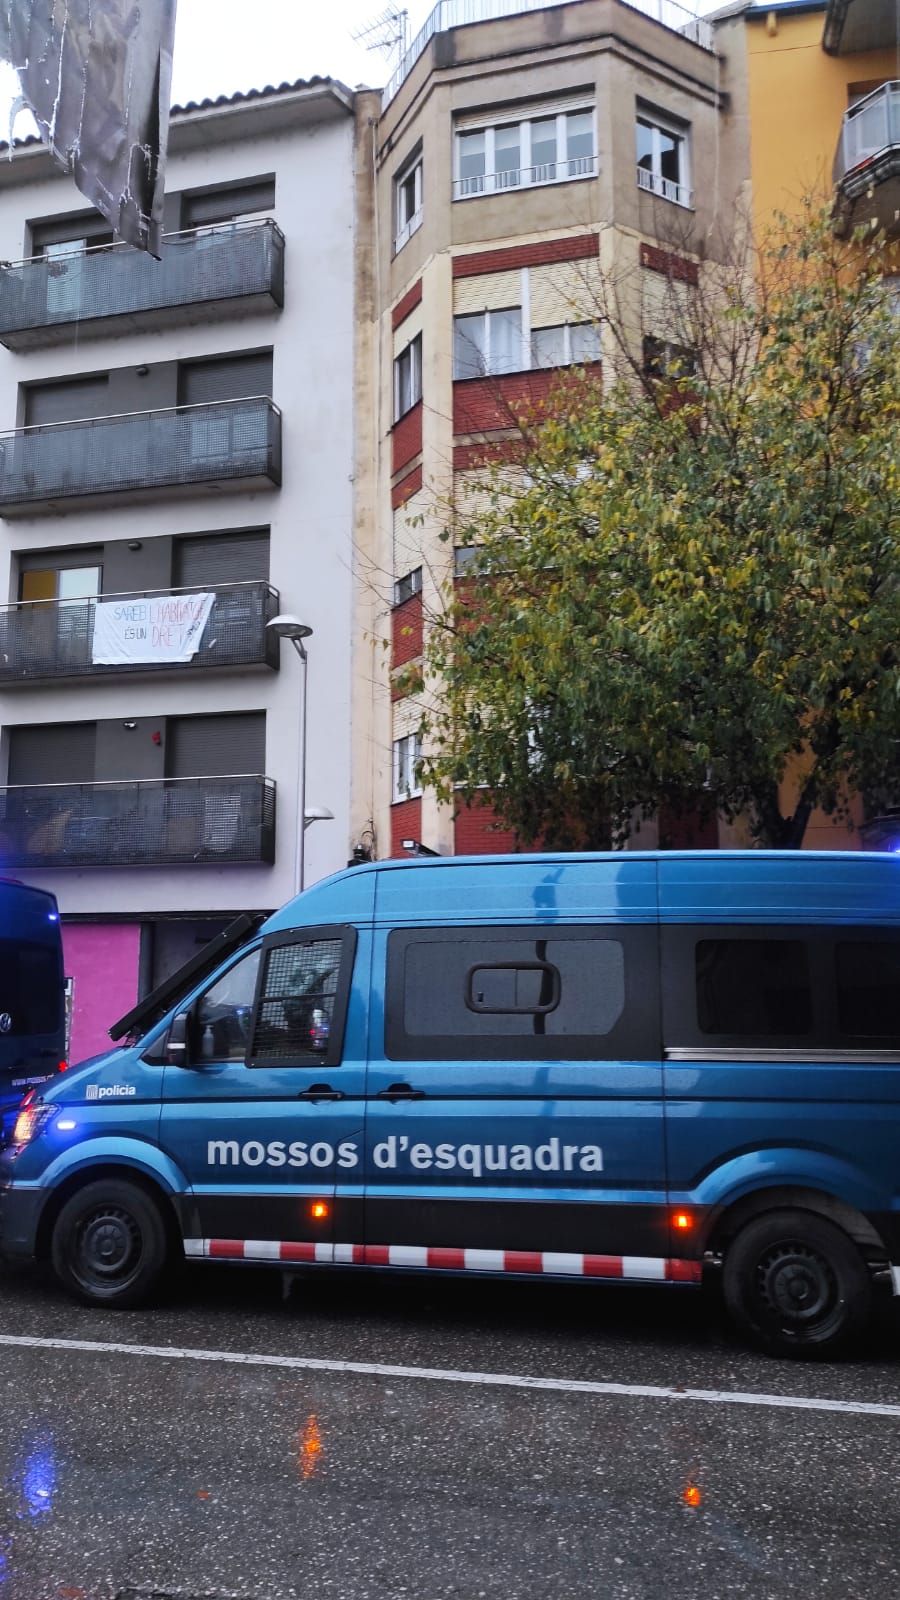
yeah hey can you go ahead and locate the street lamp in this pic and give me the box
[267,614,313,896]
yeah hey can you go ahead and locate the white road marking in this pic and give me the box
[0,1332,896,1419]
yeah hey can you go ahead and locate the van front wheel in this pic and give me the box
[51,1179,169,1308]
[723,1208,872,1359]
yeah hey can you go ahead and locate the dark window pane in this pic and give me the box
[252,939,343,1063]
[696,940,812,1036]
[195,948,260,1061]
[401,935,625,1043]
[0,939,62,1035]
[836,941,900,1038]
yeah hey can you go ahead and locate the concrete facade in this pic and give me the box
[0,82,366,1058]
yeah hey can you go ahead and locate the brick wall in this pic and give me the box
[392,278,423,330]
[454,795,542,855]
[453,234,598,278]
[392,401,423,475]
[639,242,699,285]
[453,369,560,435]
[390,796,422,856]
[391,462,423,509]
[391,592,423,669]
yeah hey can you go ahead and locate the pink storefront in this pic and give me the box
[61,923,142,1067]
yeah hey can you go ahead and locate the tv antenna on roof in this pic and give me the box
[351,6,409,62]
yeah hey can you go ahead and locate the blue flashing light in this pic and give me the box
[47,912,58,922]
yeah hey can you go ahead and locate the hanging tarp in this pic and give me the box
[0,0,176,256]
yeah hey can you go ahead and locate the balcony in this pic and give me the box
[0,582,280,686]
[0,397,282,516]
[0,220,285,351]
[453,154,597,199]
[0,776,276,868]
[833,82,900,238]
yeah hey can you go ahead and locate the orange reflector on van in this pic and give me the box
[310,1202,329,1220]
[673,1212,692,1230]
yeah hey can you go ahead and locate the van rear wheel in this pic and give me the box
[723,1208,872,1359]
[51,1179,169,1308]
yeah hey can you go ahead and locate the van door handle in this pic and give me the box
[297,1083,344,1101]
[377,1082,426,1101]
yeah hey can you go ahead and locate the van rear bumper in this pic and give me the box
[0,1180,43,1261]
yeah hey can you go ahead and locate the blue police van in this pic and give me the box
[0,879,65,1134]
[2,850,899,1359]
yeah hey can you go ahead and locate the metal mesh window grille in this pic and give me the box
[0,221,285,346]
[252,940,343,1064]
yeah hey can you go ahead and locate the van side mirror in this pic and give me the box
[165,1011,192,1066]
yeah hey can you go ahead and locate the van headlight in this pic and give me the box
[10,1100,56,1150]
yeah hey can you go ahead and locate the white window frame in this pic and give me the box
[530,322,601,368]
[392,732,422,802]
[453,104,596,201]
[394,333,422,422]
[453,306,528,379]
[393,567,423,606]
[635,108,692,209]
[394,152,424,252]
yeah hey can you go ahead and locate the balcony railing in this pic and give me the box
[0,220,285,351]
[636,165,693,208]
[383,0,713,103]
[453,154,597,199]
[834,80,900,188]
[0,397,282,515]
[0,581,280,685]
[0,776,276,868]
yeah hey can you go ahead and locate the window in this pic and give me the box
[249,929,356,1067]
[395,153,423,251]
[454,106,595,199]
[394,567,423,606]
[194,947,261,1062]
[642,336,696,380]
[836,940,900,1039]
[19,563,102,667]
[453,308,524,379]
[394,335,422,421]
[182,178,275,230]
[636,111,691,207]
[454,546,481,576]
[532,322,601,369]
[386,925,657,1061]
[393,732,422,801]
[696,940,812,1036]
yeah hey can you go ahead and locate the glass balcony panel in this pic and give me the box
[0,220,285,349]
[0,582,280,684]
[0,397,282,513]
[0,777,276,867]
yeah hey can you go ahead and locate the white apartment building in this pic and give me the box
[0,77,366,1062]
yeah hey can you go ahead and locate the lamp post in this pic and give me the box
[266,614,313,896]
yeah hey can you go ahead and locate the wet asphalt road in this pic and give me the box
[0,1263,897,1600]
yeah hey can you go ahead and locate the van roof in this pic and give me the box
[260,850,900,934]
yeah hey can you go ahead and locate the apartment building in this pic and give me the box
[356,0,748,861]
[0,78,368,1062]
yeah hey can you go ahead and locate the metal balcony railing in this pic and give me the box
[0,397,282,513]
[636,165,693,208]
[453,154,597,199]
[0,220,285,350]
[0,581,280,685]
[834,81,900,189]
[0,776,276,868]
[383,0,713,103]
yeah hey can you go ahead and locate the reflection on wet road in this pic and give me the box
[0,1262,897,1599]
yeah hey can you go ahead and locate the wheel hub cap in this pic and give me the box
[79,1208,140,1280]
[757,1243,834,1324]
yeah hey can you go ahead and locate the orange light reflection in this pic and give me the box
[299,1414,323,1480]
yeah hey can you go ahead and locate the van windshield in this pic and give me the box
[0,938,62,1036]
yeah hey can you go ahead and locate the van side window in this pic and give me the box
[194,948,261,1062]
[249,928,357,1068]
[696,940,812,1036]
[386,926,656,1061]
[835,940,900,1039]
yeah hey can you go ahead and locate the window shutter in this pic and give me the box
[453,270,521,315]
[183,180,275,228]
[31,211,113,253]
[529,261,600,328]
[178,353,273,407]
[455,95,594,131]
[8,722,96,785]
[174,530,270,586]
[25,375,110,427]
[165,713,266,778]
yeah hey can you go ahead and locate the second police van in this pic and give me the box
[2,849,900,1359]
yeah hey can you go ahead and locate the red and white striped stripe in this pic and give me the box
[183,1238,701,1283]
